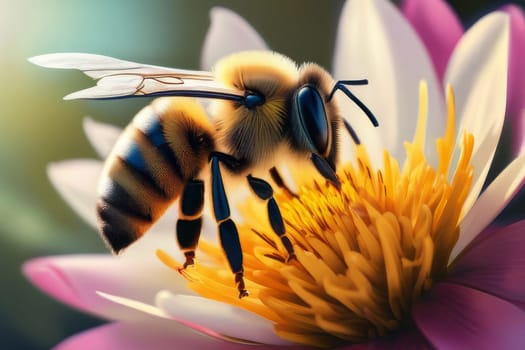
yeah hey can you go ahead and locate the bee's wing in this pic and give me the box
[29,53,244,101]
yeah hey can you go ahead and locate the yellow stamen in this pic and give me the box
[158,82,474,348]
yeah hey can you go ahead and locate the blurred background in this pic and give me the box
[0,0,521,348]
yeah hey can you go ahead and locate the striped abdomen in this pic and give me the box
[96,97,216,253]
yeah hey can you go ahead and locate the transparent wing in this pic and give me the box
[29,53,244,101]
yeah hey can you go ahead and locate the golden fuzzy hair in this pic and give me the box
[212,51,299,167]
[152,97,216,179]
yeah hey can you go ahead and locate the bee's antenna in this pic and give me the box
[343,119,361,145]
[327,80,379,127]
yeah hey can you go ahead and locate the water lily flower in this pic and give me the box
[401,0,525,155]
[24,0,525,349]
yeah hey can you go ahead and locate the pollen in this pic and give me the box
[157,82,474,348]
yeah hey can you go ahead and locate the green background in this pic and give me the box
[0,1,521,348]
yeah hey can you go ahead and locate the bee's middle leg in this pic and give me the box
[176,179,204,269]
[247,174,296,261]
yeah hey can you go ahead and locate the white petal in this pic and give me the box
[201,7,268,71]
[118,216,195,264]
[83,117,122,158]
[451,152,525,261]
[123,201,217,253]
[48,159,103,228]
[23,254,191,321]
[444,13,509,216]
[156,291,293,346]
[333,0,444,166]
[96,292,259,344]
[97,291,170,319]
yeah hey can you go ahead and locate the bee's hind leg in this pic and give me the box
[210,154,248,299]
[176,179,204,269]
[247,174,296,261]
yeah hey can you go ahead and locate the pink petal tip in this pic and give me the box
[23,257,84,310]
[401,0,463,80]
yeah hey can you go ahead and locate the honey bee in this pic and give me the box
[30,51,378,298]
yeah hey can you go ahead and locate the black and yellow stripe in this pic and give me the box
[96,97,215,253]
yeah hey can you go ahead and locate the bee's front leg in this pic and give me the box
[310,153,341,189]
[210,154,249,299]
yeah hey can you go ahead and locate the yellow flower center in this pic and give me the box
[158,83,474,348]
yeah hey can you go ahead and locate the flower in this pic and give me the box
[24,0,525,349]
[401,0,525,155]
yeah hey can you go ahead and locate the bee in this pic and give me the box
[30,51,378,298]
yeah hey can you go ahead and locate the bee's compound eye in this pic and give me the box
[243,90,265,109]
[294,86,329,155]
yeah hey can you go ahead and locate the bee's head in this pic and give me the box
[290,63,379,171]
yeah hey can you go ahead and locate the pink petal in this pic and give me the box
[449,220,525,303]
[23,256,86,311]
[337,329,432,349]
[401,0,463,81]
[501,5,525,153]
[413,282,525,349]
[23,254,191,321]
[453,151,525,261]
[54,320,296,350]
[521,109,525,155]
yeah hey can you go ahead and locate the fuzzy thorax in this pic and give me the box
[211,51,299,167]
